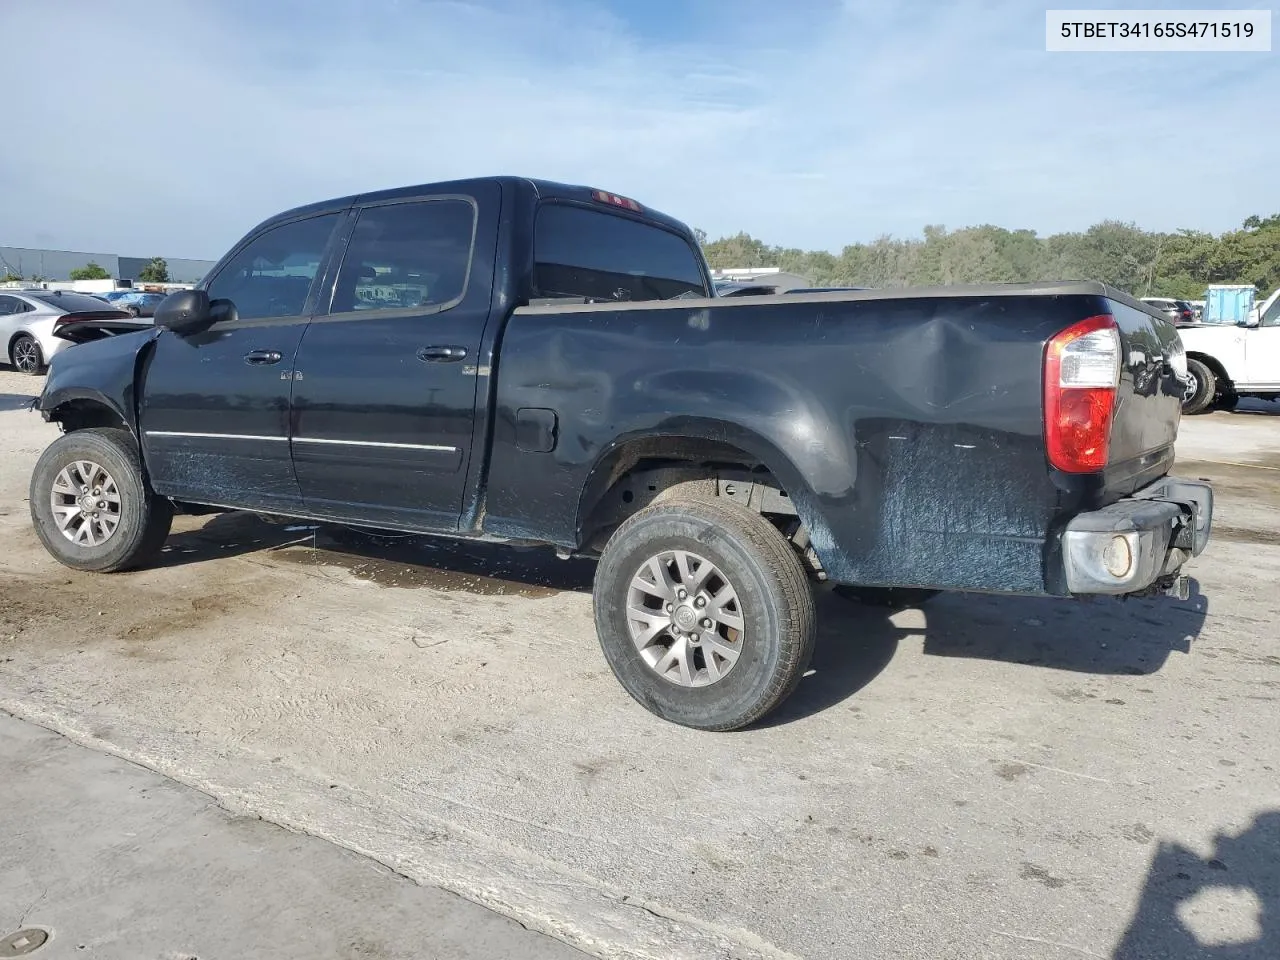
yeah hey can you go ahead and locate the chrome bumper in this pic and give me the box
[1062,477,1213,597]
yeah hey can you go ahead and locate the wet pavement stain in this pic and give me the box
[1020,862,1068,889]
[995,762,1031,782]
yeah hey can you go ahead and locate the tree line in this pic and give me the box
[698,214,1280,299]
[2,256,170,284]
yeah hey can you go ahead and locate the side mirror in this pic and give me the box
[154,290,214,335]
[1240,315,1260,328]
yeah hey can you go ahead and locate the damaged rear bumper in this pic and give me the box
[1061,476,1213,598]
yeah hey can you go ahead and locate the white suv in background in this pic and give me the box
[1177,288,1280,413]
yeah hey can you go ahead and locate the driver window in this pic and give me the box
[1262,297,1280,328]
[205,213,339,321]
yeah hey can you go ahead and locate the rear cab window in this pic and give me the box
[533,204,708,303]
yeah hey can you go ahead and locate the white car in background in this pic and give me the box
[0,290,131,375]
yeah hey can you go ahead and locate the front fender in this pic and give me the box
[1177,327,1245,381]
[39,328,162,436]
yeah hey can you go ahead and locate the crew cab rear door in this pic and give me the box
[287,183,500,530]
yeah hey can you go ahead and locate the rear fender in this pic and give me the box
[576,405,849,566]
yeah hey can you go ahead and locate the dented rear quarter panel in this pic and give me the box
[483,285,1185,596]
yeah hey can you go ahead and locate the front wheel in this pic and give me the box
[10,334,44,375]
[593,497,816,731]
[1181,358,1216,415]
[29,428,173,572]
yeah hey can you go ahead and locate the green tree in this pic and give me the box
[68,262,111,281]
[1,272,22,283]
[702,232,778,270]
[699,210,1280,299]
[137,257,170,283]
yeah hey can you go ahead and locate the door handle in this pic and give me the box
[244,349,283,365]
[417,345,468,363]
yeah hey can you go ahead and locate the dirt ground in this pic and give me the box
[2,370,1278,959]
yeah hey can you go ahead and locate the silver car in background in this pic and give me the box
[0,290,132,375]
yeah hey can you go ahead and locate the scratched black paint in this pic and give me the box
[37,177,1189,597]
[484,290,1184,594]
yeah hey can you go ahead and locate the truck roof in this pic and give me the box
[250,176,695,240]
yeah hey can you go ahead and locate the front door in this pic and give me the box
[1244,299,1280,387]
[289,188,497,531]
[139,211,342,510]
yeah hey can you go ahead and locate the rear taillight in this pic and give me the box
[1044,314,1121,473]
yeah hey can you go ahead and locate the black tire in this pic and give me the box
[10,334,44,376]
[125,305,141,318]
[29,428,173,572]
[832,585,940,609]
[1182,358,1216,415]
[592,497,816,731]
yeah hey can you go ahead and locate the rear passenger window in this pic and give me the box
[534,204,707,303]
[329,200,476,315]
[206,213,339,321]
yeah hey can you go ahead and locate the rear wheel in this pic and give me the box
[10,334,44,376]
[592,497,816,731]
[832,585,940,609]
[1181,358,1216,415]
[29,428,173,572]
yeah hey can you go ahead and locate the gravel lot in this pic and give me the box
[2,366,1278,959]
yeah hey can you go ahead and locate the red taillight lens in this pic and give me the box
[1044,314,1121,473]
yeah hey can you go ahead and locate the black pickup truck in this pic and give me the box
[29,176,1212,730]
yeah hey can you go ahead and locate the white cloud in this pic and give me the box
[2,0,1275,257]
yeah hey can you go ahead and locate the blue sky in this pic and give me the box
[2,0,1275,258]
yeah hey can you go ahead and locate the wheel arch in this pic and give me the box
[7,329,42,362]
[42,389,135,438]
[1187,351,1231,389]
[574,419,838,561]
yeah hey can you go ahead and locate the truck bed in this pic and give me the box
[480,281,1185,596]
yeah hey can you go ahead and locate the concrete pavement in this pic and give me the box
[0,711,587,960]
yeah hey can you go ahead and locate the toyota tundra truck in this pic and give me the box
[28,176,1213,730]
